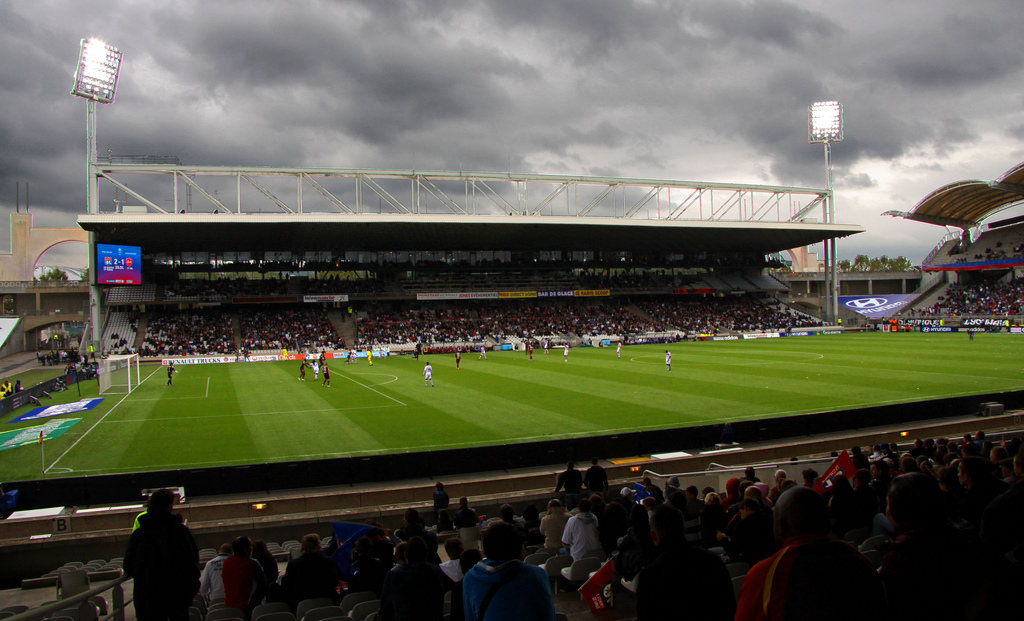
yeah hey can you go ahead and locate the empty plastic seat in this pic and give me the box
[206,608,245,621]
[301,606,346,621]
[347,601,378,621]
[340,592,377,616]
[252,602,290,621]
[295,598,334,621]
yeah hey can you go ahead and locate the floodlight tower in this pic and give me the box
[808,101,843,324]
[71,38,122,355]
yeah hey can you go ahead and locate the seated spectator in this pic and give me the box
[700,492,729,549]
[251,540,280,602]
[462,522,554,621]
[736,487,887,620]
[396,508,441,564]
[959,455,1010,530]
[379,536,447,621]
[498,504,527,540]
[439,538,465,583]
[539,499,568,550]
[882,472,1018,618]
[349,535,391,598]
[717,498,776,566]
[598,500,628,555]
[615,504,656,581]
[446,548,482,621]
[852,469,879,530]
[767,469,787,504]
[199,543,231,602]
[981,450,1024,564]
[721,477,741,511]
[560,498,603,561]
[223,536,268,617]
[520,504,545,547]
[636,505,734,620]
[801,468,819,488]
[435,509,455,534]
[453,497,478,529]
[281,534,341,612]
[827,475,859,537]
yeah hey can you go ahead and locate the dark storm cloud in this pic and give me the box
[1,0,1023,266]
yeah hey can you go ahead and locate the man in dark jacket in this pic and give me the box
[554,461,583,510]
[379,536,447,621]
[637,504,734,620]
[123,489,200,621]
[281,534,341,612]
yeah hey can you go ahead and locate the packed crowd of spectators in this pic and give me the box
[239,308,345,352]
[356,308,488,347]
[305,276,387,295]
[916,280,1024,316]
[356,302,667,346]
[164,278,289,299]
[139,310,237,357]
[120,428,1023,621]
[636,296,819,334]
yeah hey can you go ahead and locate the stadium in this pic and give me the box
[3,42,1024,621]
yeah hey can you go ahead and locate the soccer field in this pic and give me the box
[3,332,1022,480]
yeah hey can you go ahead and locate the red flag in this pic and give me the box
[579,558,616,612]
[812,450,857,494]
[39,430,44,445]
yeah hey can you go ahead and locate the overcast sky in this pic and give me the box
[2,0,1022,270]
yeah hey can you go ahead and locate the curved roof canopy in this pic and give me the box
[885,161,1024,228]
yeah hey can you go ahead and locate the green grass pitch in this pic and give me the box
[2,332,1022,480]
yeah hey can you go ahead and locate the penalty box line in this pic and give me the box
[45,365,165,474]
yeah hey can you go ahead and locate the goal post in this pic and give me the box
[99,353,141,395]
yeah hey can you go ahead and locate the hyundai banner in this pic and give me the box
[839,295,916,318]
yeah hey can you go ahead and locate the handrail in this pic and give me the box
[8,575,130,621]
[642,455,837,481]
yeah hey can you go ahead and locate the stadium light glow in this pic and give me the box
[71,38,122,104]
[808,101,843,144]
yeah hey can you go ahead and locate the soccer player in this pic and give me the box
[478,344,487,360]
[423,362,434,387]
[543,339,550,354]
[367,348,374,366]
[166,361,175,387]
[665,350,672,371]
[455,348,462,370]
[298,361,307,381]
[617,340,622,359]
[563,343,569,362]
[311,359,320,381]
[322,362,330,388]
[526,341,533,361]
[349,348,358,364]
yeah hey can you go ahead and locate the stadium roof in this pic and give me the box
[884,160,1024,229]
[77,213,864,255]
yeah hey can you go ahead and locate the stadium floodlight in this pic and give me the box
[808,101,843,144]
[71,38,123,365]
[807,101,843,325]
[71,38,123,104]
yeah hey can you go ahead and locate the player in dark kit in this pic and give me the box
[321,362,330,387]
[166,361,175,387]
[455,349,461,370]
[298,361,307,381]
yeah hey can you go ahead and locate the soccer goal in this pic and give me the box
[99,353,142,395]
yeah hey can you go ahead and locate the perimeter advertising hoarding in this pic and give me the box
[96,243,142,285]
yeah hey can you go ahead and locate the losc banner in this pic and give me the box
[962,318,1009,327]
[840,295,916,318]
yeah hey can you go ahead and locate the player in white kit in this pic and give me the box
[563,343,569,361]
[617,341,622,359]
[665,350,672,371]
[311,360,320,380]
[423,362,434,387]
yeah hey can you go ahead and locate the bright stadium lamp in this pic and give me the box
[71,38,122,104]
[808,101,843,144]
[807,101,843,324]
[71,38,123,362]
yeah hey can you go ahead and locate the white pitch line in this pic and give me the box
[101,403,404,424]
[45,365,163,473]
[339,372,407,406]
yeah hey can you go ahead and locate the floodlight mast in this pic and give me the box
[808,101,843,325]
[71,38,122,356]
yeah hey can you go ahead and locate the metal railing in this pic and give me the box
[8,575,130,621]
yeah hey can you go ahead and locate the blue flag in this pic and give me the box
[632,482,651,504]
[330,522,375,579]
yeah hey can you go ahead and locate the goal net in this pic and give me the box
[99,353,141,395]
